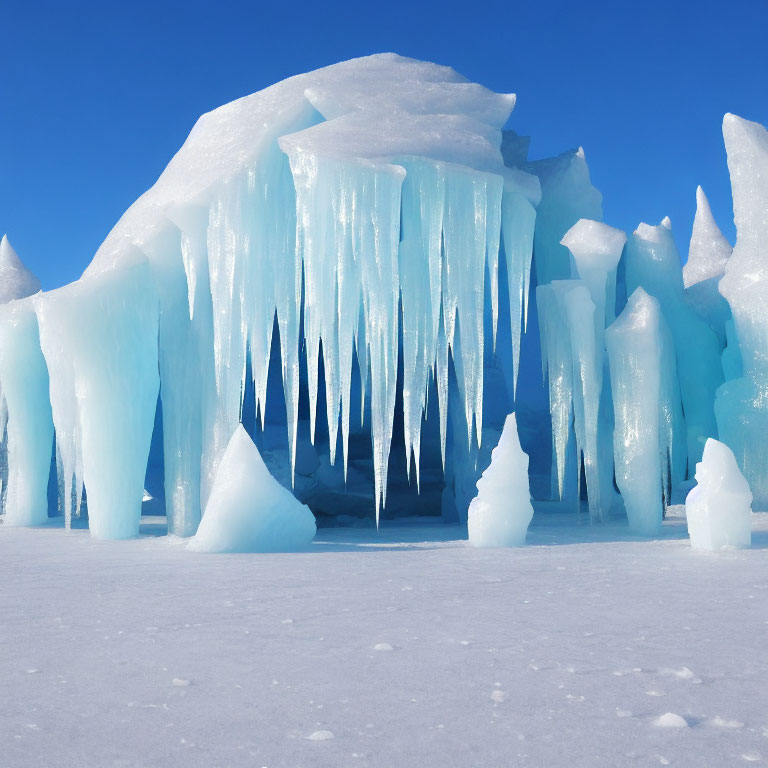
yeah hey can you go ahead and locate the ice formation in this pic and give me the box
[686,438,752,550]
[715,114,768,508]
[683,187,732,346]
[625,219,722,470]
[468,413,533,547]
[606,288,683,536]
[189,425,316,553]
[0,299,53,526]
[0,235,41,303]
[0,55,767,543]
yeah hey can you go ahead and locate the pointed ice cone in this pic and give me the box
[0,235,41,304]
[189,424,316,553]
[468,413,533,547]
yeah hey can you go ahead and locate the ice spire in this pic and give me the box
[683,187,733,346]
[0,235,42,304]
[606,288,683,535]
[683,186,732,289]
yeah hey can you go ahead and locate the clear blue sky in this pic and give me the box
[2,0,767,290]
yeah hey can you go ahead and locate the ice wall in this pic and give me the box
[715,114,768,508]
[606,289,684,535]
[686,437,752,550]
[78,54,540,531]
[6,56,764,539]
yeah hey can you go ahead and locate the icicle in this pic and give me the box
[536,284,574,499]
[500,171,539,396]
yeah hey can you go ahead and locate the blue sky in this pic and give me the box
[2,0,767,290]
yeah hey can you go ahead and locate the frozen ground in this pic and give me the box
[1,506,767,768]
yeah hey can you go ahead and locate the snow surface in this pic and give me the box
[468,413,532,547]
[189,424,316,553]
[686,438,752,551]
[2,511,768,767]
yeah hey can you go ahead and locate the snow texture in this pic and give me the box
[2,512,768,767]
[468,413,533,547]
[189,425,316,553]
[686,438,752,550]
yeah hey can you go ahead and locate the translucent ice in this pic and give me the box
[686,438,752,550]
[468,413,533,547]
[0,299,53,526]
[715,114,768,506]
[683,186,732,289]
[606,289,684,535]
[683,187,732,345]
[523,147,603,286]
[189,424,316,553]
[35,256,159,538]
[625,219,722,469]
[77,54,535,529]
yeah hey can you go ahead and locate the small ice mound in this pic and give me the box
[710,716,744,729]
[468,413,533,547]
[307,730,335,741]
[654,713,688,728]
[172,678,191,687]
[686,438,752,551]
[188,425,316,553]
[373,643,394,652]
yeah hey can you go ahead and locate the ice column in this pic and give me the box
[606,288,682,535]
[625,219,722,470]
[35,255,159,539]
[716,114,768,507]
[0,299,53,526]
[145,220,213,536]
[561,219,627,520]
